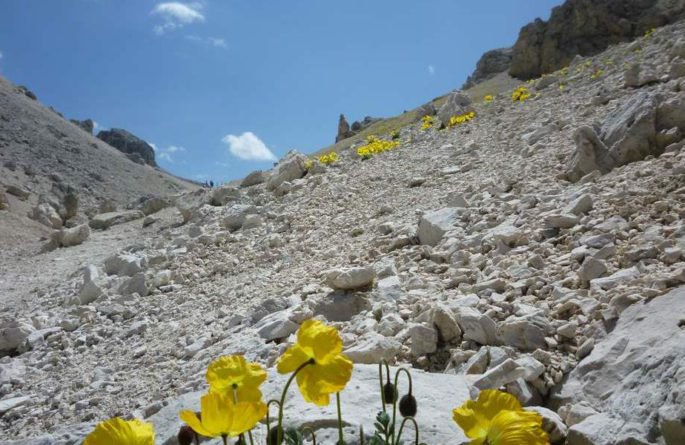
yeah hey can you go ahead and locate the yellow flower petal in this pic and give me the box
[453,390,523,440]
[487,410,548,445]
[84,418,155,445]
[297,319,343,364]
[180,409,214,438]
[277,344,311,374]
[206,355,266,402]
[180,393,266,438]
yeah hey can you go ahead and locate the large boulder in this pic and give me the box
[135,364,471,445]
[437,91,474,126]
[221,204,258,231]
[335,113,353,142]
[241,170,268,188]
[46,224,90,249]
[267,151,308,191]
[553,286,685,445]
[324,267,376,291]
[0,318,35,353]
[97,128,157,167]
[463,47,513,88]
[418,208,461,246]
[509,0,685,79]
[599,92,658,166]
[89,210,144,229]
[31,203,63,229]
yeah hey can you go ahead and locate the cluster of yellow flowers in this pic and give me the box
[483,94,494,103]
[590,69,604,80]
[303,158,314,170]
[644,27,656,38]
[356,135,401,158]
[317,152,339,165]
[420,115,434,130]
[447,111,476,128]
[511,86,531,102]
[82,320,550,445]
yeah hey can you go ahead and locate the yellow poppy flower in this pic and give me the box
[276,319,353,406]
[84,417,155,445]
[179,392,266,439]
[206,355,266,403]
[452,390,548,445]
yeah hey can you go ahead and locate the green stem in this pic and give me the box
[359,426,365,445]
[221,435,228,445]
[378,360,391,412]
[248,430,254,445]
[302,427,317,445]
[336,392,344,445]
[394,417,419,445]
[390,368,413,444]
[277,360,314,445]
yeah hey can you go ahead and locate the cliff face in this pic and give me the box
[509,0,685,79]
[462,48,513,89]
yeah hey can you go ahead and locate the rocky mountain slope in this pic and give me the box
[2,16,685,445]
[464,0,685,84]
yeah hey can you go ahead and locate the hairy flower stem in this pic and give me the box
[390,368,413,444]
[378,360,391,412]
[336,392,344,445]
[276,360,314,444]
[395,417,419,445]
[221,435,228,445]
[302,427,317,445]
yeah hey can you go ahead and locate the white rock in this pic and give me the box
[254,310,300,341]
[0,319,35,353]
[324,266,376,290]
[345,332,402,364]
[418,208,461,246]
[430,304,462,342]
[408,324,438,356]
[455,307,498,346]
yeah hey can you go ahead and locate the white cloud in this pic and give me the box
[222,132,277,162]
[185,35,227,48]
[428,65,435,75]
[208,37,226,48]
[152,2,204,35]
[151,144,187,163]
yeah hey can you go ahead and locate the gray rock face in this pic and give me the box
[32,203,63,229]
[336,113,353,142]
[553,287,685,445]
[221,204,258,232]
[599,92,658,166]
[97,128,157,167]
[463,47,513,89]
[437,91,474,127]
[509,0,685,79]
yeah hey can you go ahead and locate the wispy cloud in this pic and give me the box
[152,2,205,35]
[222,132,277,162]
[150,143,187,163]
[185,35,227,48]
[428,65,435,75]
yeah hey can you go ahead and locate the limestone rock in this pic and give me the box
[324,266,376,291]
[345,333,402,364]
[222,204,258,232]
[437,91,474,126]
[48,224,90,248]
[90,210,144,230]
[267,151,308,190]
[553,287,685,445]
[463,48,513,88]
[418,208,461,246]
[241,170,268,188]
[566,126,615,182]
[32,203,63,229]
[0,319,35,353]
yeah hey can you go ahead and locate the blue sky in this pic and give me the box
[0,0,560,182]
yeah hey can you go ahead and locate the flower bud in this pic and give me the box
[383,381,396,404]
[177,426,195,445]
[399,393,417,417]
[268,425,282,445]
